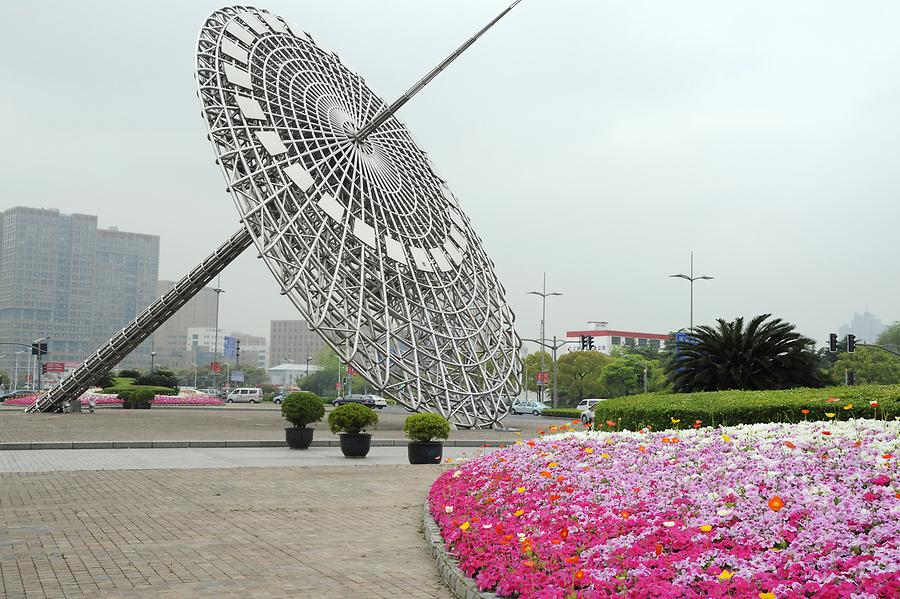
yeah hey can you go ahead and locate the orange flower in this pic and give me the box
[606,420,617,426]
[620,510,631,519]
[539,471,551,478]
[549,494,561,501]
[883,453,893,459]
[526,440,536,447]
[654,543,663,556]
[523,560,535,568]
[784,441,796,449]
[514,509,525,517]
[768,496,785,512]
[639,445,648,452]
[565,556,579,564]
[574,570,585,580]
[557,475,566,482]
[801,409,810,414]
[571,420,580,425]
[560,528,569,539]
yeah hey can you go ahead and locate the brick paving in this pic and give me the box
[0,406,561,444]
[0,465,454,598]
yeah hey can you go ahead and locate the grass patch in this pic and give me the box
[593,384,900,431]
[102,384,178,395]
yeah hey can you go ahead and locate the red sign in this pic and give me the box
[336,382,343,390]
[43,362,66,373]
[347,365,357,377]
[211,362,221,373]
[535,371,549,385]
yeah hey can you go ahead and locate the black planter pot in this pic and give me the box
[407,442,443,464]
[285,427,314,449]
[339,433,372,458]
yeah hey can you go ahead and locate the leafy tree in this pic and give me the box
[830,347,900,385]
[521,351,553,393]
[556,351,611,402]
[667,314,823,392]
[598,354,666,397]
[296,348,341,397]
[877,321,900,349]
[0,371,9,389]
[93,371,116,389]
[236,365,267,387]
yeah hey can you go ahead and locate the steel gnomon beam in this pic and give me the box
[27,228,253,413]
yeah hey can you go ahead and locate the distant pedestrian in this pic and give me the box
[88,397,96,413]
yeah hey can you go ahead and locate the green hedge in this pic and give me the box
[541,409,583,419]
[103,384,177,395]
[593,384,900,431]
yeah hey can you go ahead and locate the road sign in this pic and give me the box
[223,336,237,357]
[211,361,221,373]
[347,365,357,377]
[675,332,699,345]
[535,371,549,385]
[336,382,343,390]
[43,362,65,373]
[230,370,244,382]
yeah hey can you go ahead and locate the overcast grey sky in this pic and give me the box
[2,0,898,348]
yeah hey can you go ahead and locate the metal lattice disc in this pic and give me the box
[196,6,521,427]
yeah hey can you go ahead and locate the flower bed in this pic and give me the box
[4,392,223,406]
[430,421,899,598]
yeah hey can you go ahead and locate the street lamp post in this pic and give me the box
[522,336,575,408]
[527,273,562,404]
[191,363,198,388]
[211,279,225,390]
[669,251,714,329]
[306,355,312,378]
[150,351,157,372]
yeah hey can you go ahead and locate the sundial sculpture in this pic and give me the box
[29,3,523,428]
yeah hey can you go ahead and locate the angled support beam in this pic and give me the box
[27,228,253,413]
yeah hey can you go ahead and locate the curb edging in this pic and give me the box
[422,501,497,599]
[0,439,509,451]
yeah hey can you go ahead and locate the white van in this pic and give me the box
[226,388,263,403]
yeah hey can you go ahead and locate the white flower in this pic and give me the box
[444,505,454,513]
[452,470,462,478]
[716,508,733,517]
[663,521,675,528]
[482,523,493,529]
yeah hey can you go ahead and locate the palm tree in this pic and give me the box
[667,314,823,392]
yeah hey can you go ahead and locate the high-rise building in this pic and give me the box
[269,320,328,368]
[838,311,886,344]
[0,207,159,379]
[151,280,218,369]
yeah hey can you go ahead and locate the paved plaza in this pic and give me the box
[1,462,456,599]
[0,405,565,597]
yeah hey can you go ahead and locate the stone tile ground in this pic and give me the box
[0,465,453,598]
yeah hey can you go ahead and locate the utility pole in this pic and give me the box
[527,273,562,403]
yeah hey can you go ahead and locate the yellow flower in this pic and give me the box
[584,448,594,454]
[459,521,470,531]
[516,486,526,494]
[699,524,713,532]
[718,569,734,580]
[671,418,681,424]
[759,593,776,599]
[548,462,558,468]
[514,509,525,517]
[600,453,611,459]
[722,434,731,442]
[843,404,853,410]
[825,413,835,418]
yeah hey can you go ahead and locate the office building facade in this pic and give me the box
[269,319,328,368]
[0,207,159,379]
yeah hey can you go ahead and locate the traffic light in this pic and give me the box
[847,334,856,353]
[31,342,48,356]
[828,333,837,353]
[587,336,594,350]
[580,335,595,350]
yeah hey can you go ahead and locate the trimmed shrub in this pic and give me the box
[541,409,583,419]
[328,403,378,434]
[593,384,900,431]
[118,369,141,378]
[281,392,325,428]
[134,388,155,409]
[103,384,176,395]
[403,412,450,443]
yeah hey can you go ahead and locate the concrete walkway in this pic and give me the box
[0,445,490,473]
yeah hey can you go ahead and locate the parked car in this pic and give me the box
[577,398,608,424]
[332,394,386,409]
[510,400,550,416]
[272,393,285,404]
[0,390,33,402]
[197,388,219,396]
[226,387,263,403]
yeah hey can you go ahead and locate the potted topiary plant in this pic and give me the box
[134,388,155,409]
[328,403,378,458]
[403,412,450,464]
[281,391,325,449]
